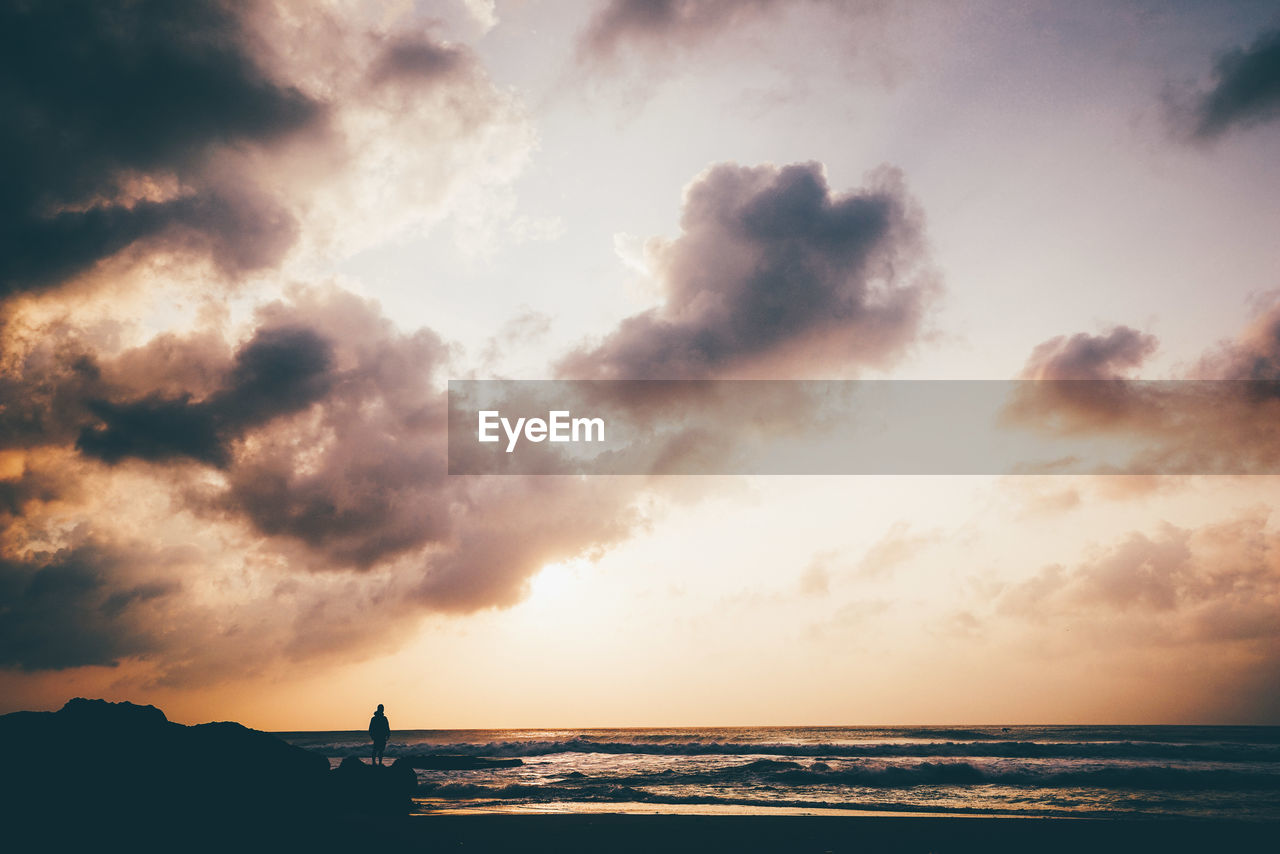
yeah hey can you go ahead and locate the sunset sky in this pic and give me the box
[3,0,1280,731]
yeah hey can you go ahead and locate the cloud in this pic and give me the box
[200,287,453,568]
[0,342,104,451]
[0,285,652,680]
[0,542,183,671]
[206,289,644,587]
[994,514,1280,720]
[75,326,334,467]
[1176,27,1280,141]
[478,309,554,374]
[580,0,793,63]
[459,162,938,478]
[1001,474,1187,521]
[0,1,534,306]
[0,454,76,522]
[409,476,643,612]
[0,0,322,298]
[1019,327,1158,381]
[1008,326,1162,436]
[798,551,833,596]
[999,515,1280,646]
[0,4,601,685]
[574,0,905,102]
[0,320,334,469]
[855,522,940,578]
[1006,308,1280,472]
[369,35,471,86]
[0,283,451,572]
[242,3,534,261]
[1195,298,1280,381]
[559,162,936,381]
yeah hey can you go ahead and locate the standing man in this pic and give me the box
[369,703,390,765]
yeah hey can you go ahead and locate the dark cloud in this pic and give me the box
[1020,327,1157,381]
[0,544,180,671]
[1007,308,1280,474]
[1196,299,1280,381]
[0,464,72,521]
[1181,27,1280,141]
[0,0,322,298]
[559,162,935,381]
[0,287,651,680]
[3,283,647,620]
[77,394,228,467]
[580,0,793,63]
[0,5,625,684]
[200,288,453,567]
[210,290,644,589]
[411,476,641,612]
[75,326,333,467]
[369,35,470,86]
[0,343,105,450]
[1009,327,1161,433]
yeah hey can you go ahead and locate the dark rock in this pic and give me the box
[0,697,332,841]
[59,696,170,729]
[328,755,418,815]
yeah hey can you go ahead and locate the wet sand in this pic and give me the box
[337,812,1278,853]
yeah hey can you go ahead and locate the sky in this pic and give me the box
[2,0,1280,730]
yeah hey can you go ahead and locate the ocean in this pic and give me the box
[278,725,1280,820]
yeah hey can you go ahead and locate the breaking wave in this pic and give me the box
[307,737,1280,764]
[415,759,1280,793]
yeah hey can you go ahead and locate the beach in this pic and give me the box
[16,807,1280,853]
[329,811,1279,853]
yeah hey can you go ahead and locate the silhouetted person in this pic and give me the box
[369,704,390,765]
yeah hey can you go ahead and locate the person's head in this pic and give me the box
[376,704,384,713]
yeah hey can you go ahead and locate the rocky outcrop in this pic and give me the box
[329,756,419,815]
[0,696,418,843]
[0,696,534,847]
[0,697,330,825]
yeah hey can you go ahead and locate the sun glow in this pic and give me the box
[525,560,583,604]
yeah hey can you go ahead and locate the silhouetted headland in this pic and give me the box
[0,698,420,847]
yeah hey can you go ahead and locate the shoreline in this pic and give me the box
[343,812,1280,853]
[22,809,1280,853]
[413,799,1077,819]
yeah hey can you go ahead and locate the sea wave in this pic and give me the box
[687,760,1280,791]
[410,759,1280,793]
[305,737,1280,764]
